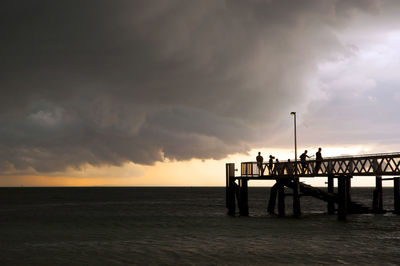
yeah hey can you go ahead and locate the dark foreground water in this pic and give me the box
[1,187,400,265]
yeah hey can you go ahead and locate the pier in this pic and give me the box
[226,152,400,219]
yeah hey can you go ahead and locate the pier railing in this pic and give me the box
[241,152,400,178]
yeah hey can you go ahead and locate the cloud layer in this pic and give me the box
[1,0,394,173]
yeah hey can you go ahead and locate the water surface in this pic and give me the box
[0,187,399,265]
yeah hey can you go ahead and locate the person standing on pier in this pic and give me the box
[315,147,323,174]
[286,159,294,175]
[268,155,275,174]
[300,150,310,173]
[275,158,282,175]
[256,152,264,176]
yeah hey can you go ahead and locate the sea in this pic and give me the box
[1,187,400,265]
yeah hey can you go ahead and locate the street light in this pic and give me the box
[290,111,301,217]
[290,112,297,174]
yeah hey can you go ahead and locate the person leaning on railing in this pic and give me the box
[300,150,310,173]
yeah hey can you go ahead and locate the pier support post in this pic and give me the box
[394,177,400,214]
[239,178,249,216]
[292,178,301,217]
[226,163,236,215]
[267,183,278,214]
[373,176,383,213]
[346,176,352,207]
[277,181,285,217]
[338,175,348,220]
[327,175,335,214]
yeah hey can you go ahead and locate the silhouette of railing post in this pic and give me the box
[328,160,333,175]
[226,163,236,215]
[338,175,348,220]
[394,177,400,214]
[373,176,383,213]
[239,178,249,216]
[327,174,335,214]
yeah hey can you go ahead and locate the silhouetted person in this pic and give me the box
[300,150,310,173]
[256,152,264,176]
[315,147,323,174]
[268,155,275,174]
[275,158,282,175]
[286,159,294,175]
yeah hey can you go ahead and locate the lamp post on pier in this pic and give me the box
[290,112,297,173]
[290,111,301,217]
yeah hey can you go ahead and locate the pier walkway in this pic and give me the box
[241,152,400,178]
[226,152,400,219]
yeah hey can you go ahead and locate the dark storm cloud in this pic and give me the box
[0,0,383,172]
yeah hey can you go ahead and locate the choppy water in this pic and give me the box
[1,187,400,265]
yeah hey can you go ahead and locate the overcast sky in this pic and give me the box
[1,0,400,184]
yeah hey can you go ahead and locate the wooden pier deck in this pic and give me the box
[226,152,400,219]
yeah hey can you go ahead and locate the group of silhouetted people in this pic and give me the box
[256,148,323,176]
[256,152,277,175]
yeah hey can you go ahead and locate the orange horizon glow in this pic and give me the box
[0,145,395,187]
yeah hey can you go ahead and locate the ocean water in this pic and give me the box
[1,187,400,265]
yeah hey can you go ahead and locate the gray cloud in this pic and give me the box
[0,0,390,173]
